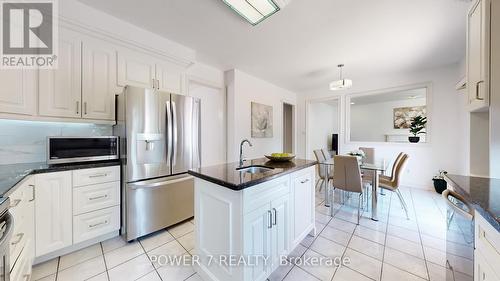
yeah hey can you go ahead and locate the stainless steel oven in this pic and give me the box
[47,136,119,164]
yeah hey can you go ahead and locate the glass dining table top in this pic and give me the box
[319,158,386,171]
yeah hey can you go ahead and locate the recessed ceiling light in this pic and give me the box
[222,0,284,25]
[350,102,356,105]
[330,64,353,91]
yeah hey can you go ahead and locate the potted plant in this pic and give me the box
[409,115,427,143]
[348,150,366,164]
[432,170,448,194]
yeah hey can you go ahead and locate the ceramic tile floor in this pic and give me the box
[32,185,472,281]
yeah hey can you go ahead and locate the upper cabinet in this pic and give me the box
[118,50,185,94]
[39,29,82,119]
[467,0,491,112]
[82,38,119,120]
[0,69,37,116]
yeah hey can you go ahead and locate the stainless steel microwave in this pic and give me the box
[47,136,119,164]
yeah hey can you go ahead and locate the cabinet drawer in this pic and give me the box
[73,181,120,215]
[475,212,500,277]
[73,206,120,244]
[73,166,120,187]
[10,239,33,281]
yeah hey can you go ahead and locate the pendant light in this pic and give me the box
[329,64,353,91]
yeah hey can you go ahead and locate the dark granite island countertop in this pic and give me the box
[0,161,121,197]
[445,174,500,231]
[188,158,317,190]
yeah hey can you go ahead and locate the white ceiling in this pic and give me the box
[77,0,470,94]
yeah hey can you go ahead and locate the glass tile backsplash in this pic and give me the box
[0,120,112,164]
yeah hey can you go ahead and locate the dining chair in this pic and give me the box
[314,149,333,192]
[359,147,375,164]
[332,155,364,224]
[380,152,404,181]
[379,153,410,219]
[321,148,333,159]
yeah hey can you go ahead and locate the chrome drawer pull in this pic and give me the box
[300,179,310,184]
[89,173,108,178]
[29,184,35,202]
[267,211,272,229]
[272,208,277,225]
[88,195,108,201]
[10,199,21,208]
[11,233,24,245]
[89,220,108,228]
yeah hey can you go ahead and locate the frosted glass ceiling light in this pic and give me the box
[222,0,281,25]
[329,64,353,91]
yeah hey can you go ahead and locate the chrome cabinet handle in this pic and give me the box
[76,101,80,114]
[29,184,35,202]
[10,199,21,208]
[88,194,108,201]
[84,102,87,115]
[88,173,107,178]
[152,78,156,89]
[267,210,272,229]
[23,274,31,281]
[272,208,277,226]
[300,179,310,184]
[11,233,24,245]
[476,80,485,100]
[89,220,108,228]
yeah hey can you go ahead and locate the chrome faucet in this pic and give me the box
[239,139,253,166]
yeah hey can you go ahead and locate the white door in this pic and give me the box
[467,0,490,111]
[0,69,37,115]
[82,38,118,120]
[156,63,184,94]
[39,29,82,118]
[270,195,290,269]
[117,50,156,89]
[291,172,314,246]
[188,81,226,166]
[243,204,271,281]
[34,171,72,257]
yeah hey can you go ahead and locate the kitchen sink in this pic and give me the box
[236,165,274,174]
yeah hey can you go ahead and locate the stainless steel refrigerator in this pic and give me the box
[114,86,200,241]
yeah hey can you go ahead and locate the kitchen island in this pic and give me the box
[188,158,317,281]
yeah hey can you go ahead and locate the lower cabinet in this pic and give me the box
[290,169,315,247]
[34,171,73,257]
[474,212,500,281]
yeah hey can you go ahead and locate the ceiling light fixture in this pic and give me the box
[329,64,353,91]
[222,0,287,25]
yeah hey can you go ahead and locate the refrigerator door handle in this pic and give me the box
[166,100,173,165]
[129,176,194,190]
[172,101,178,166]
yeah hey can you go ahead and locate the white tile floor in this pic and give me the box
[32,185,472,281]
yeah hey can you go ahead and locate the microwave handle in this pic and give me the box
[442,189,474,220]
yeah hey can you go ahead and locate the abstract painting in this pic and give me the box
[393,106,426,129]
[251,102,273,138]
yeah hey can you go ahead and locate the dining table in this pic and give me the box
[319,158,386,221]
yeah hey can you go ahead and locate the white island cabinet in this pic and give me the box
[193,164,315,281]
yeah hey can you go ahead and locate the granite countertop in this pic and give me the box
[188,158,317,190]
[445,174,500,231]
[0,161,121,197]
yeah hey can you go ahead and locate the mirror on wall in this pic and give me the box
[348,86,429,143]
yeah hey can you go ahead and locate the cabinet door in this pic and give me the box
[34,171,72,257]
[291,171,315,246]
[271,195,290,269]
[39,29,82,118]
[475,250,499,281]
[243,204,272,281]
[156,63,184,94]
[117,51,156,89]
[467,0,490,111]
[82,38,118,120]
[0,69,37,115]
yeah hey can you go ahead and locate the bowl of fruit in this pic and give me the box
[264,153,296,162]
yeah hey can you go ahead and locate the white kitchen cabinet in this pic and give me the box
[0,69,37,116]
[39,29,82,118]
[270,195,290,268]
[290,169,315,247]
[243,204,272,281]
[117,50,185,94]
[467,0,491,112]
[82,38,119,120]
[34,171,73,257]
[475,250,499,281]
[474,212,500,280]
[117,50,157,89]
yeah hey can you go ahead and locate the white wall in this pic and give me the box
[226,69,298,162]
[308,101,339,159]
[298,64,469,189]
[350,98,426,142]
